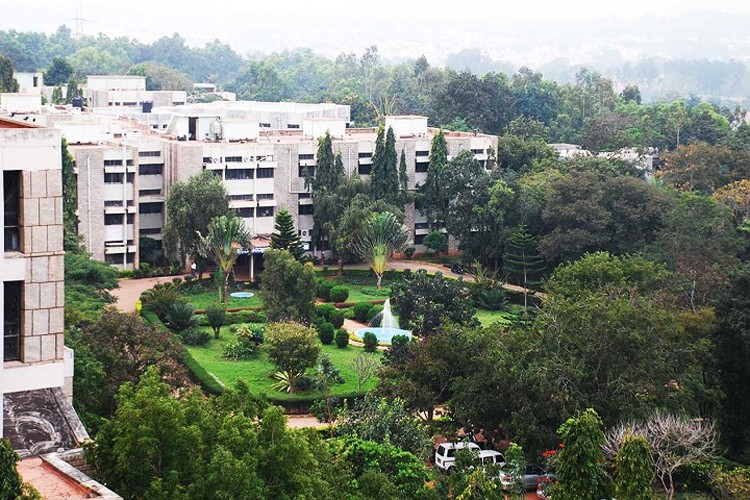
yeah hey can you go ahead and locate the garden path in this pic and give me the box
[111,275,184,311]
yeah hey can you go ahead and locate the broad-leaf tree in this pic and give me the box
[264,322,321,394]
[259,249,317,322]
[164,171,230,267]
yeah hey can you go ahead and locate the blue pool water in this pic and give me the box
[355,327,412,345]
[229,292,255,299]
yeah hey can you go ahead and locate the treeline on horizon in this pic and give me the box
[2,24,749,147]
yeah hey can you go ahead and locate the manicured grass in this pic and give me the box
[475,304,525,326]
[185,329,382,400]
[183,287,263,310]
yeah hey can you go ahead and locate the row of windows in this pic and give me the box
[139,189,162,196]
[299,154,315,160]
[235,207,275,218]
[202,155,275,163]
[140,228,161,235]
[139,202,164,215]
[139,150,161,157]
[104,214,135,225]
[103,159,134,166]
[104,253,135,265]
[139,164,163,175]
[104,173,135,184]
[257,193,274,200]
[230,194,254,201]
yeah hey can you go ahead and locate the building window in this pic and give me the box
[139,164,163,175]
[3,281,22,361]
[471,149,484,155]
[256,155,274,162]
[139,202,163,214]
[225,169,254,180]
[258,207,274,218]
[126,173,135,184]
[140,228,161,235]
[416,150,429,157]
[299,204,313,215]
[104,173,123,184]
[104,214,124,225]
[287,124,300,129]
[256,193,274,200]
[415,161,429,173]
[4,171,21,252]
[139,189,162,196]
[139,151,161,157]
[298,193,311,199]
[236,207,254,218]
[225,156,243,163]
[104,254,123,265]
[103,159,123,166]
[414,222,430,230]
[415,233,426,245]
[358,152,373,158]
[256,168,274,178]
[358,165,371,175]
[299,154,314,160]
[298,165,314,177]
[104,200,124,207]
[229,194,254,201]
[259,123,271,128]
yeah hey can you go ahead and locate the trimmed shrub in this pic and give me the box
[330,286,350,303]
[181,328,210,346]
[335,329,349,348]
[295,375,315,392]
[363,331,378,352]
[360,286,390,297]
[318,279,334,301]
[318,322,335,345]
[330,310,345,329]
[405,246,416,259]
[315,303,336,322]
[222,338,258,360]
[353,302,374,323]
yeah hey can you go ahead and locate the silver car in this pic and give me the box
[500,464,556,491]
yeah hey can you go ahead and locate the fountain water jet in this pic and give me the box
[355,298,412,345]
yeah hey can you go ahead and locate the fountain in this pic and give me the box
[354,299,412,345]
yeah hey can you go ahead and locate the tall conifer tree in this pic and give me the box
[503,224,546,310]
[270,209,306,261]
[422,129,449,226]
[371,126,399,204]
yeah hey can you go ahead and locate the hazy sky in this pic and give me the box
[4,1,750,64]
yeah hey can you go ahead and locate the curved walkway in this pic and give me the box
[110,275,183,311]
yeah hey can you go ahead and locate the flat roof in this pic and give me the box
[0,117,39,129]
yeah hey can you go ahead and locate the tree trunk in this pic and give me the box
[376,273,383,290]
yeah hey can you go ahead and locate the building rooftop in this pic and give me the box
[0,117,38,129]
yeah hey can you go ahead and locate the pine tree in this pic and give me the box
[422,129,449,226]
[398,148,410,207]
[333,151,345,184]
[371,126,399,204]
[503,224,545,310]
[61,139,82,252]
[312,132,340,192]
[270,209,306,261]
[51,85,64,104]
[0,438,25,499]
[0,55,19,93]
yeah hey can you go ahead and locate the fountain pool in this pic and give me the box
[354,299,412,345]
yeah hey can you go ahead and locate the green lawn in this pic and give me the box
[475,304,525,326]
[185,329,382,400]
[183,287,263,310]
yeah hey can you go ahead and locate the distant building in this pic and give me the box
[82,75,187,109]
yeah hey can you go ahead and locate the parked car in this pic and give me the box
[434,442,481,472]
[477,450,506,468]
[499,465,556,491]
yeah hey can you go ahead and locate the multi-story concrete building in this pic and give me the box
[83,75,187,109]
[0,117,80,451]
[3,101,495,270]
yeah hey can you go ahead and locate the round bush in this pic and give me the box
[295,375,315,392]
[330,310,345,329]
[363,331,378,352]
[315,303,336,321]
[330,286,350,303]
[353,302,374,323]
[180,328,210,346]
[318,280,334,301]
[335,329,349,348]
[318,322,335,345]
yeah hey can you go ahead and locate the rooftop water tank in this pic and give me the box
[142,100,153,113]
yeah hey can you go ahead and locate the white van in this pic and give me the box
[434,442,481,472]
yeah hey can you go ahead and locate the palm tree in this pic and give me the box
[197,215,251,303]
[352,211,408,289]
